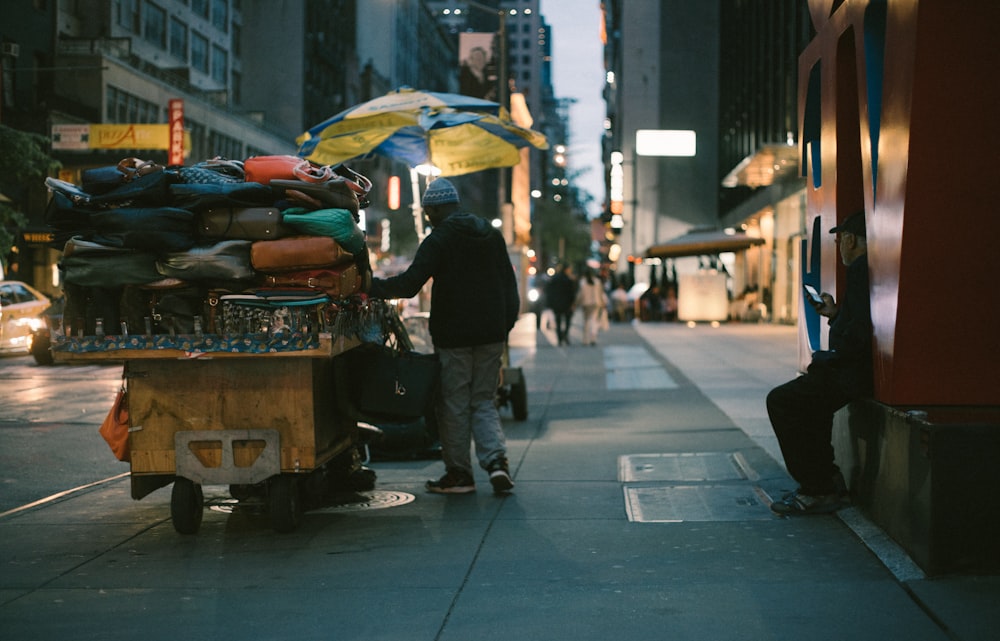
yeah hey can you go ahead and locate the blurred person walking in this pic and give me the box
[576,267,608,345]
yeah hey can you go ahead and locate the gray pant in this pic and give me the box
[435,342,507,476]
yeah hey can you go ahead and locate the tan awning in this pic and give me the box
[646,228,764,259]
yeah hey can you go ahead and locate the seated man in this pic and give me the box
[767,211,873,516]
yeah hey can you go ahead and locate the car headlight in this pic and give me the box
[527,288,540,303]
[15,317,46,331]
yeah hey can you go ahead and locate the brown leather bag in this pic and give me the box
[260,264,361,297]
[198,207,292,240]
[250,235,353,272]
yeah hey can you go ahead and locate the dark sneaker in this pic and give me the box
[486,458,514,494]
[426,469,475,494]
[770,490,844,516]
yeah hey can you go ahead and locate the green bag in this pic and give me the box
[281,208,366,254]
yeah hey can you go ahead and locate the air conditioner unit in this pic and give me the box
[2,43,19,57]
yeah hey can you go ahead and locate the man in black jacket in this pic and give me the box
[369,178,519,494]
[767,211,873,515]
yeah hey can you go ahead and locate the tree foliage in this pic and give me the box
[0,125,60,269]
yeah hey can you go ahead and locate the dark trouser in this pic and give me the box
[553,309,573,344]
[766,362,865,495]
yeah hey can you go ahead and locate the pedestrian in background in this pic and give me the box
[368,178,519,495]
[766,211,873,515]
[576,267,608,346]
[610,278,629,322]
[545,263,577,345]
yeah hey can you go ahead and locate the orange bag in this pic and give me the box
[98,387,130,462]
[244,155,334,185]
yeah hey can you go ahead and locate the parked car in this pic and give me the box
[0,281,51,357]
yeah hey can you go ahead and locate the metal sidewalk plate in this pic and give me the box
[624,485,772,522]
[618,452,747,483]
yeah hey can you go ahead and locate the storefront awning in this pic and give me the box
[645,228,765,259]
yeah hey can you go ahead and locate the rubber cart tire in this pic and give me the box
[268,475,302,533]
[511,376,528,421]
[170,477,204,535]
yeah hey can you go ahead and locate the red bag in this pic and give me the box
[244,155,333,185]
[98,387,130,462]
[260,264,362,297]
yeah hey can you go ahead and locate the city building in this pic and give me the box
[602,0,813,323]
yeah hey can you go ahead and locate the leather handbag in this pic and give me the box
[197,207,292,240]
[98,385,130,462]
[156,240,255,281]
[343,343,441,422]
[260,264,361,297]
[250,235,353,272]
[245,155,334,185]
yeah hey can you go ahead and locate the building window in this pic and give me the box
[211,44,227,84]
[191,0,208,18]
[231,70,241,104]
[169,17,187,61]
[116,0,139,32]
[231,22,241,57]
[209,130,242,160]
[191,31,209,73]
[143,3,166,48]
[211,0,228,32]
[106,86,160,124]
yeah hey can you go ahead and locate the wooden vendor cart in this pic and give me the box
[54,332,377,535]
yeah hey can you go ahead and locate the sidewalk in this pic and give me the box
[1,316,998,641]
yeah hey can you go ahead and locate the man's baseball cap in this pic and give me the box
[829,211,866,237]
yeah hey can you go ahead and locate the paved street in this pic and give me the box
[0,318,997,641]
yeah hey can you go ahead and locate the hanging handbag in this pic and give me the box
[98,384,131,462]
[342,343,441,423]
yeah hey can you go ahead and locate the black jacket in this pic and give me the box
[809,254,873,395]
[369,213,519,349]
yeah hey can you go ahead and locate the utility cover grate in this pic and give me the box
[624,485,772,522]
[618,452,746,483]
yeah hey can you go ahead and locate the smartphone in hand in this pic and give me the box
[803,283,825,306]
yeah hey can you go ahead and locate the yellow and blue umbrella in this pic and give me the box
[296,87,548,177]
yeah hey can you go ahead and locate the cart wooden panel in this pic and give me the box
[127,357,353,476]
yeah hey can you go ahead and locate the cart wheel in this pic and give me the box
[511,376,528,421]
[170,477,204,535]
[268,475,302,533]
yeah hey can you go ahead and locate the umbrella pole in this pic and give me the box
[409,167,425,239]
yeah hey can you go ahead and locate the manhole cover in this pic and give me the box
[207,490,415,515]
[313,489,415,513]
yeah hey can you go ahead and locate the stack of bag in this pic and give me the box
[45,155,374,352]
